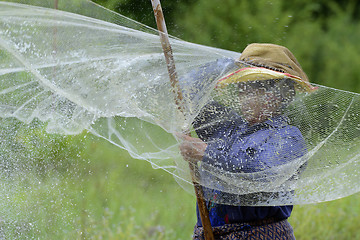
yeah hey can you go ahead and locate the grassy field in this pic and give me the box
[1,132,360,239]
[291,195,360,240]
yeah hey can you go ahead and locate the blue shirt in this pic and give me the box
[193,102,307,227]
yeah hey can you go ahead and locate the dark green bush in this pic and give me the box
[172,0,360,92]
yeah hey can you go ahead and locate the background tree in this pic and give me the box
[95,0,360,92]
[93,0,194,35]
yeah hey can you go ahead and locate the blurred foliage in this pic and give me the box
[93,0,194,35]
[96,0,360,93]
[173,0,360,92]
[0,124,195,239]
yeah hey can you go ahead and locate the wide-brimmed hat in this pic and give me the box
[216,43,316,92]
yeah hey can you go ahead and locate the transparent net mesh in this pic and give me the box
[1,1,360,206]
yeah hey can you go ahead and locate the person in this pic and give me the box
[178,43,314,240]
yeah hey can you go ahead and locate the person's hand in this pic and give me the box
[176,133,207,162]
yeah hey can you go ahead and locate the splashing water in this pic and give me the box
[1,0,360,218]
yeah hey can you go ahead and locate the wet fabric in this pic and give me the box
[193,218,295,240]
[194,102,306,226]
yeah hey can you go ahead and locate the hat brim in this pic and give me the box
[216,67,316,92]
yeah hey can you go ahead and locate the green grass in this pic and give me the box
[1,132,360,239]
[291,196,360,240]
[0,134,196,239]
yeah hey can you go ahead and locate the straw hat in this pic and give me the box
[217,43,316,92]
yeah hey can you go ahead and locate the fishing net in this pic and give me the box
[1,1,360,207]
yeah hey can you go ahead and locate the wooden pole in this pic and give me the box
[150,0,184,113]
[150,1,214,240]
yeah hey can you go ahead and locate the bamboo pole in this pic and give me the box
[150,1,214,239]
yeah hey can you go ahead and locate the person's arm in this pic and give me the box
[178,102,245,162]
[178,133,207,162]
[177,58,240,162]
